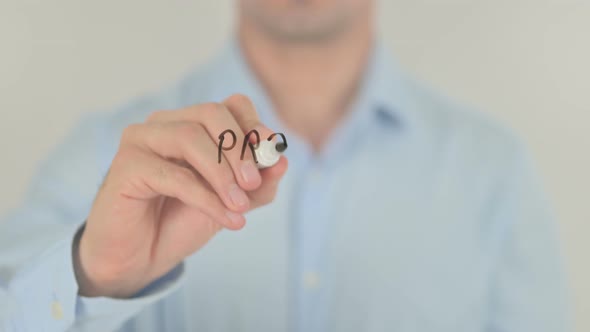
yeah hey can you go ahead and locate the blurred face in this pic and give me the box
[239,0,372,43]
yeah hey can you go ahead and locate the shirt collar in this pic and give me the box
[356,39,413,129]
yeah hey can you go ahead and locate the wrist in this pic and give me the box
[72,224,122,297]
[72,223,101,297]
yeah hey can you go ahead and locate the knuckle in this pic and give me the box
[146,110,168,123]
[152,164,187,190]
[111,147,140,174]
[177,122,202,142]
[207,160,236,187]
[153,163,167,180]
[173,167,195,183]
[206,219,223,236]
[199,102,224,116]
[215,166,236,187]
[239,145,256,161]
[114,148,134,163]
[121,123,141,142]
[227,93,253,107]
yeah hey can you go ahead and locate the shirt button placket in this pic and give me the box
[296,162,329,332]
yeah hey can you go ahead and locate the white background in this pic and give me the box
[1,0,588,330]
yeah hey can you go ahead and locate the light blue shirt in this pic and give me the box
[0,39,570,332]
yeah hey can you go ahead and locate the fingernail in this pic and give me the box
[241,162,261,184]
[225,211,243,225]
[229,184,249,208]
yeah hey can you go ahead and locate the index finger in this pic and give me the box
[222,94,275,140]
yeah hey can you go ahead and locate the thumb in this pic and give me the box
[248,156,288,208]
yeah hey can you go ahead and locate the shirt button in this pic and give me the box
[51,301,64,320]
[303,271,321,290]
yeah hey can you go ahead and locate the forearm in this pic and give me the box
[0,215,184,332]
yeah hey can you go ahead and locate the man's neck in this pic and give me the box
[238,15,373,153]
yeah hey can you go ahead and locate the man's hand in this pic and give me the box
[73,94,288,298]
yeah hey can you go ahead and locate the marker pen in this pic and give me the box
[254,139,287,169]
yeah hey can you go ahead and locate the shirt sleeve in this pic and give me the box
[0,113,185,332]
[486,142,572,332]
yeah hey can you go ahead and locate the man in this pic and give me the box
[0,0,570,331]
